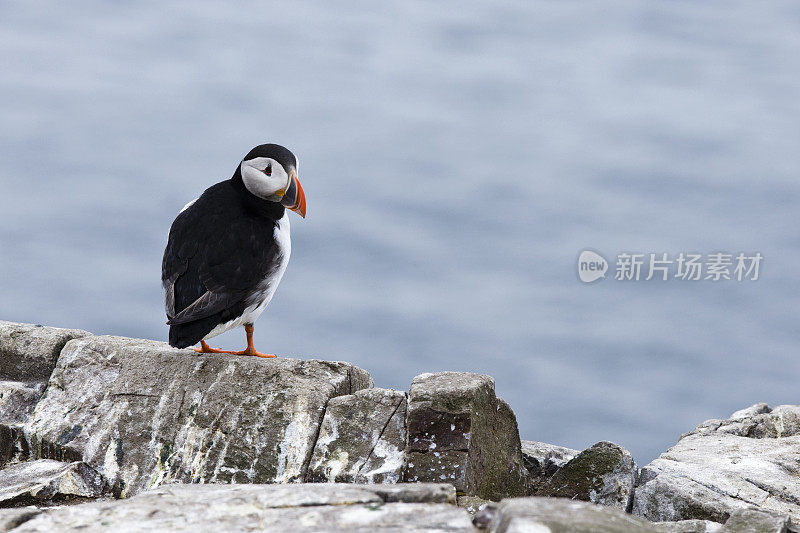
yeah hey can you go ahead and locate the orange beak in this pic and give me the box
[280,170,306,218]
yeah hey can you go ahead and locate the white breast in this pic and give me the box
[203,212,291,340]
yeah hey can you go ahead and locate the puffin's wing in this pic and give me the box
[166,287,245,325]
[163,274,178,320]
[162,186,281,325]
[162,204,200,320]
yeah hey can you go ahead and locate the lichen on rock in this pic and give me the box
[535,440,637,511]
[403,372,529,500]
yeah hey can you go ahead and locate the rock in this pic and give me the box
[0,459,103,506]
[371,482,456,504]
[0,384,40,468]
[307,388,407,483]
[468,501,497,528]
[0,424,29,469]
[487,496,663,533]
[535,441,637,511]
[404,372,528,500]
[721,508,792,533]
[457,494,492,515]
[0,379,47,470]
[10,483,474,532]
[520,440,578,490]
[23,335,373,497]
[633,404,800,524]
[0,322,88,471]
[0,507,41,531]
[0,382,45,425]
[652,520,723,532]
[405,448,470,491]
[0,427,15,468]
[729,403,772,420]
[0,321,90,381]
[691,404,800,439]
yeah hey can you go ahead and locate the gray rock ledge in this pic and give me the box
[23,335,372,497]
[4,483,469,533]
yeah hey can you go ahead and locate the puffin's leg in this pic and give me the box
[232,324,276,358]
[194,340,235,354]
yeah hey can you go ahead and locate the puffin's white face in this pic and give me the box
[240,157,292,201]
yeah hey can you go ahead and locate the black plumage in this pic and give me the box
[162,153,290,349]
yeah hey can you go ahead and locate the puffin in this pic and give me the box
[161,143,306,357]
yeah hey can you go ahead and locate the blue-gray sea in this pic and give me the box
[1,1,799,464]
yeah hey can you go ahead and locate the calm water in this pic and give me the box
[1,1,799,464]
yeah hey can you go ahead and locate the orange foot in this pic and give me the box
[194,326,278,358]
[194,340,235,354]
[231,346,276,358]
[234,325,276,357]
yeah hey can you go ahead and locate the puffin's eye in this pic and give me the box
[263,163,272,176]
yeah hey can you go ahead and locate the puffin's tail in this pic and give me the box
[168,301,248,349]
[168,316,219,349]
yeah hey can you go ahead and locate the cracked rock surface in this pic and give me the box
[0,382,45,427]
[404,372,528,500]
[3,483,470,533]
[0,322,91,473]
[307,387,407,483]
[0,382,43,469]
[0,322,89,382]
[23,335,372,497]
[633,403,800,524]
[0,459,103,507]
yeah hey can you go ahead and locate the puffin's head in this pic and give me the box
[239,144,307,218]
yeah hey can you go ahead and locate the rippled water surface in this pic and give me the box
[2,1,799,463]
